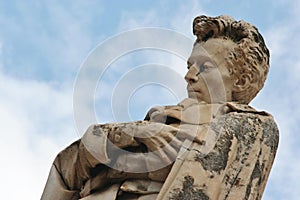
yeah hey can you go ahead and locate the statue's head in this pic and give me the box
[185,15,270,104]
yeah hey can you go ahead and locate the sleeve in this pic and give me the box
[41,164,80,200]
[41,125,111,200]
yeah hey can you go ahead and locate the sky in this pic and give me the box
[0,1,299,199]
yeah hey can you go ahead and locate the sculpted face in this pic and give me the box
[185,38,235,103]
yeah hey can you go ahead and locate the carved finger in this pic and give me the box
[152,148,173,165]
[168,136,183,150]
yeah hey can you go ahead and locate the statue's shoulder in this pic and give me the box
[218,102,279,153]
[223,102,278,132]
[225,102,272,116]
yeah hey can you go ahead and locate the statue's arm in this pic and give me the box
[41,140,88,200]
[41,121,138,199]
[41,120,189,199]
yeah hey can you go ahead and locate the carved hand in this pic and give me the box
[133,122,184,164]
[106,123,139,148]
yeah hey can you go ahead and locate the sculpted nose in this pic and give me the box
[185,67,199,83]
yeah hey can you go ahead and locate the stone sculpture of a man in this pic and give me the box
[42,15,278,200]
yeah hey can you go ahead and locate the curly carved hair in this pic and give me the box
[193,15,270,104]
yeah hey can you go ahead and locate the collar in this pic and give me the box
[145,98,270,125]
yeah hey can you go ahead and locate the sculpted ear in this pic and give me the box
[232,73,251,92]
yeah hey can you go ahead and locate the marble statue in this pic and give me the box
[42,15,279,200]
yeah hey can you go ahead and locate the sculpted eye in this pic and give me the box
[200,61,215,72]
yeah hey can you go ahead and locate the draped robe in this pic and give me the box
[42,99,279,200]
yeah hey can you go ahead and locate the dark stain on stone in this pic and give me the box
[262,119,279,153]
[230,115,258,150]
[195,146,230,173]
[223,168,242,199]
[190,112,277,199]
[244,160,262,199]
[92,124,103,136]
[194,115,234,173]
[234,178,241,186]
[170,176,209,200]
[252,161,262,181]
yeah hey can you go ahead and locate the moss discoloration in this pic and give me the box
[262,119,279,153]
[194,113,261,173]
[170,176,209,200]
[195,132,232,173]
[194,115,233,173]
[244,160,262,199]
[193,113,278,198]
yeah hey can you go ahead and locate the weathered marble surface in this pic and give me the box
[41,103,278,200]
[158,111,279,200]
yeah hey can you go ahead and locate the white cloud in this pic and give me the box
[265,27,290,60]
[0,104,55,199]
[0,40,2,70]
[100,0,205,111]
[170,0,205,35]
[0,1,104,81]
[43,2,94,69]
[263,118,300,199]
[251,8,300,199]
[118,10,160,31]
[0,71,76,199]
